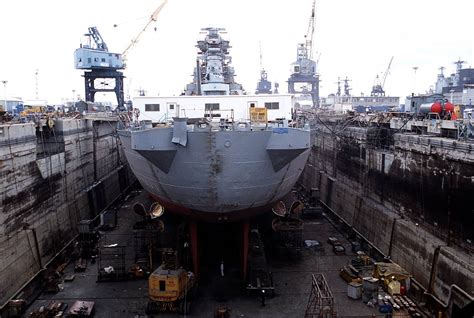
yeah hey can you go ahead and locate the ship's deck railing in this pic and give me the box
[126,116,309,132]
[84,112,118,121]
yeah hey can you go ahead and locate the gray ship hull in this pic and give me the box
[118,125,310,221]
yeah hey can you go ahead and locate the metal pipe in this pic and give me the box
[387,217,397,258]
[242,221,250,281]
[427,245,442,295]
[196,59,202,96]
[189,221,199,280]
[424,284,474,309]
[31,228,43,269]
[412,276,473,310]
[92,121,98,181]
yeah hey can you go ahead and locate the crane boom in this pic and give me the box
[122,0,168,60]
[381,56,394,88]
[88,27,109,51]
[305,0,316,59]
[370,56,394,96]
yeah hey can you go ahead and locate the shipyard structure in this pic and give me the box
[299,112,473,314]
[0,116,135,306]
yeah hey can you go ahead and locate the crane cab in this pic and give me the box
[74,26,124,70]
[74,48,124,70]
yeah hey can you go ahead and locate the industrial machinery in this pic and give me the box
[146,250,196,314]
[371,56,394,97]
[418,99,457,120]
[255,42,273,94]
[74,1,167,111]
[271,201,304,259]
[288,0,319,107]
[74,27,126,110]
[97,244,127,282]
[19,105,46,116]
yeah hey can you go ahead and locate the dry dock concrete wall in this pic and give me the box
[300,122,473,310]
[0,118,135,305]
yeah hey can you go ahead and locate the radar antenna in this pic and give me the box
[453,58,465,73]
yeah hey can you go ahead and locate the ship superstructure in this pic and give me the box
[118,28,311,222]
[184,28,243,96]
[434,59,474,106]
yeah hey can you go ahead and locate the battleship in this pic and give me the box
[118,28,311,222]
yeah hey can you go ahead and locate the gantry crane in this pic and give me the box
[371,56,393,97]
[74,27,126,110]
[74,1,167,110]
[288,0,320,107]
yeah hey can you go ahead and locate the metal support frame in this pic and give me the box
[97,244,126,282]
[288,74,320,107]
[305,273,336,317]
[242,221,250,281]
[189,221,199,280]
[83,69,125,111]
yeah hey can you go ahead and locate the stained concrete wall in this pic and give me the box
[0,119,135,305]
[303,122,473,310]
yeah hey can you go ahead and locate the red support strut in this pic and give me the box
[242,221,250,281]
[189,221,199,280]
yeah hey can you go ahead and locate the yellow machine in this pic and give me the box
[20,105,46,116]
[146,251,196,314]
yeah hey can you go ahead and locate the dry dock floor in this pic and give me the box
[27,190,410,317]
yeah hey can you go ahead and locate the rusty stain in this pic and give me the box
[312,129,474,247]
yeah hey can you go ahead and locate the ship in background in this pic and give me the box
[404,59,474,118]
[255,69,278,95]
[320,57,400,113]
[254,43,279,95]
[118,28,311,222]
[320,76,400,113]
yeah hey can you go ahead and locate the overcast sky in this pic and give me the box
[0,0,473,104]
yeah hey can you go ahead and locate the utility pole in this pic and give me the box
[412,66,418,94]
[72,89,76,111]
[1,80,7,111]
[35,69,39,100]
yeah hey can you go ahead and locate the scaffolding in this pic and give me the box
[97,244,126,282]
[272,217,304,259]
[133,219,164,271]
[305,273,337,317]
